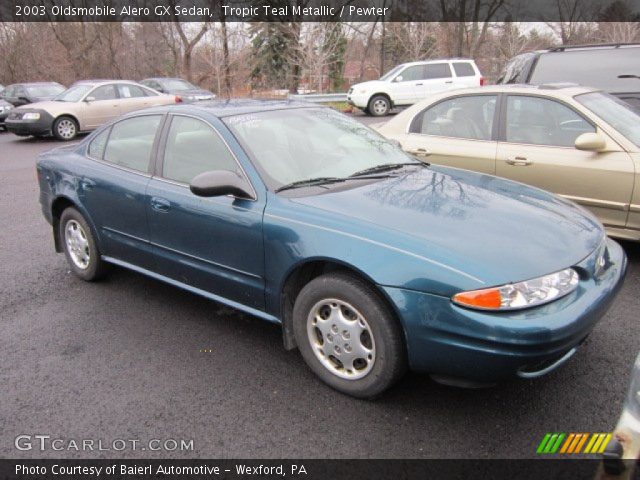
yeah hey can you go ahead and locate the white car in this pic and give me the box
[347,59,484,116]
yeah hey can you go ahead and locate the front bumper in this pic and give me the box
[6,111,54,136]
[346,91,369,109]
[383,238,627,382]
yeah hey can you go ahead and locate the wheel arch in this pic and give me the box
[51,196,99,253]
[368,92,393,109]
[54,113,81,132]
[279,258,405,351]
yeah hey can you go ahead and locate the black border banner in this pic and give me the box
[0,458,629,480]
[0,0,639,22]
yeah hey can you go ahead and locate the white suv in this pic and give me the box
[347,59,484,116]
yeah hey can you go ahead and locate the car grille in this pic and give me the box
[8,111,23,120]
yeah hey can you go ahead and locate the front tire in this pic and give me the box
[293,272,406,398]
[59,207,107,281]
[53,116,78,141]
[368,95,391,117]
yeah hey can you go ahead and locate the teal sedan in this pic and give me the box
[36,101,627,397]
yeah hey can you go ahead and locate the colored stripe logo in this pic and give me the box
[537,433,612,454]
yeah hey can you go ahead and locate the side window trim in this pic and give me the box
[500,93,596,146]
[408,93,500,141]
[155,113,258,201]
[86,125,113,161]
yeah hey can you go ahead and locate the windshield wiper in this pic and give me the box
[349,162,428,178]
[275,177,346,193]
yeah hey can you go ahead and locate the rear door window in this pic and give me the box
[410,95,497,140]
[118,84,146,98]
[423,63,452,79]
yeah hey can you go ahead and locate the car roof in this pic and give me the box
[444,83,599,97]
[10,82,63,87]
[143,77,186,82]
[74,80,147,87]
[137,99,321,118]
[400,58,475,68]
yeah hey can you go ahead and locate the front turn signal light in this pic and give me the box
[452,268,579,311]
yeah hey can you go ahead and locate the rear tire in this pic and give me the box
[53,116,78,141]
[293,272,406,398]
[368,95,391,117]
[59,207,108,281]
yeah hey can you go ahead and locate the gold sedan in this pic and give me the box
[376,84,640,241]
[5,80,176,141]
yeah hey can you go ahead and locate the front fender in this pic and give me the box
[262,196,485,317]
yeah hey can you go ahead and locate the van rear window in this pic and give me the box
[529,47,640,93]
[453,62,475,77]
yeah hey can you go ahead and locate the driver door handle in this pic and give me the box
[150,196,171,212]
[410,148,431,158]
[506,156,532,166]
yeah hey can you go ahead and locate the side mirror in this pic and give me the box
[84,96,95,102]
[575,132,606,152]
[190,170,253,199]
[394,75,403,83]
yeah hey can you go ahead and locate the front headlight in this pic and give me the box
[452,268,579,311]
[22,112,41,120]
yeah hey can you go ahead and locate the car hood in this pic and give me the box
[14,100,78,116]
[291,166,604,287]
[350,80,389,91]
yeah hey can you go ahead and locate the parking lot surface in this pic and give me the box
[1,119,639,459]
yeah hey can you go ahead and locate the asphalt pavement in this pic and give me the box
[1,120,639,459]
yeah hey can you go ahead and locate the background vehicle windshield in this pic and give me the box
[380,65,404,81]
[54,85,93,102]
[576,92,640,148]
[160,79,195,91]
[225,108,416,189]
[26,84,64,97]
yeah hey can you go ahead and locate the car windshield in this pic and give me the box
[160,79,195,91]
[54,85,93,102]
[575,91,640,148]
[380,65,404,81]
[225,107,419,190]
[26,84,64,97]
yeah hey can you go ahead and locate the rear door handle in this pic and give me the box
[415,83,423,86]
[150,196,171,212]
[410,148,431,157]
[506,156,532,166]
[445,80,453,84]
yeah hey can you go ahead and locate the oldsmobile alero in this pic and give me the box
[36,100,627,397]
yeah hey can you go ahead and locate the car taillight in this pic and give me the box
[175,95,183,103]
[480,77,486,86]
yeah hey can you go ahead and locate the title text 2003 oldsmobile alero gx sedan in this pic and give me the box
[36,101,627,397]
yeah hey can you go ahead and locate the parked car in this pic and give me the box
[498,43,640,108]
[0,99,13,131]
[140,77,215,102]
[1,82,65,107]
[599,352,640,478]
[347,59,484,116]
[6,80,176,140]
[36,100,626,397]
[376,84,640,242]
